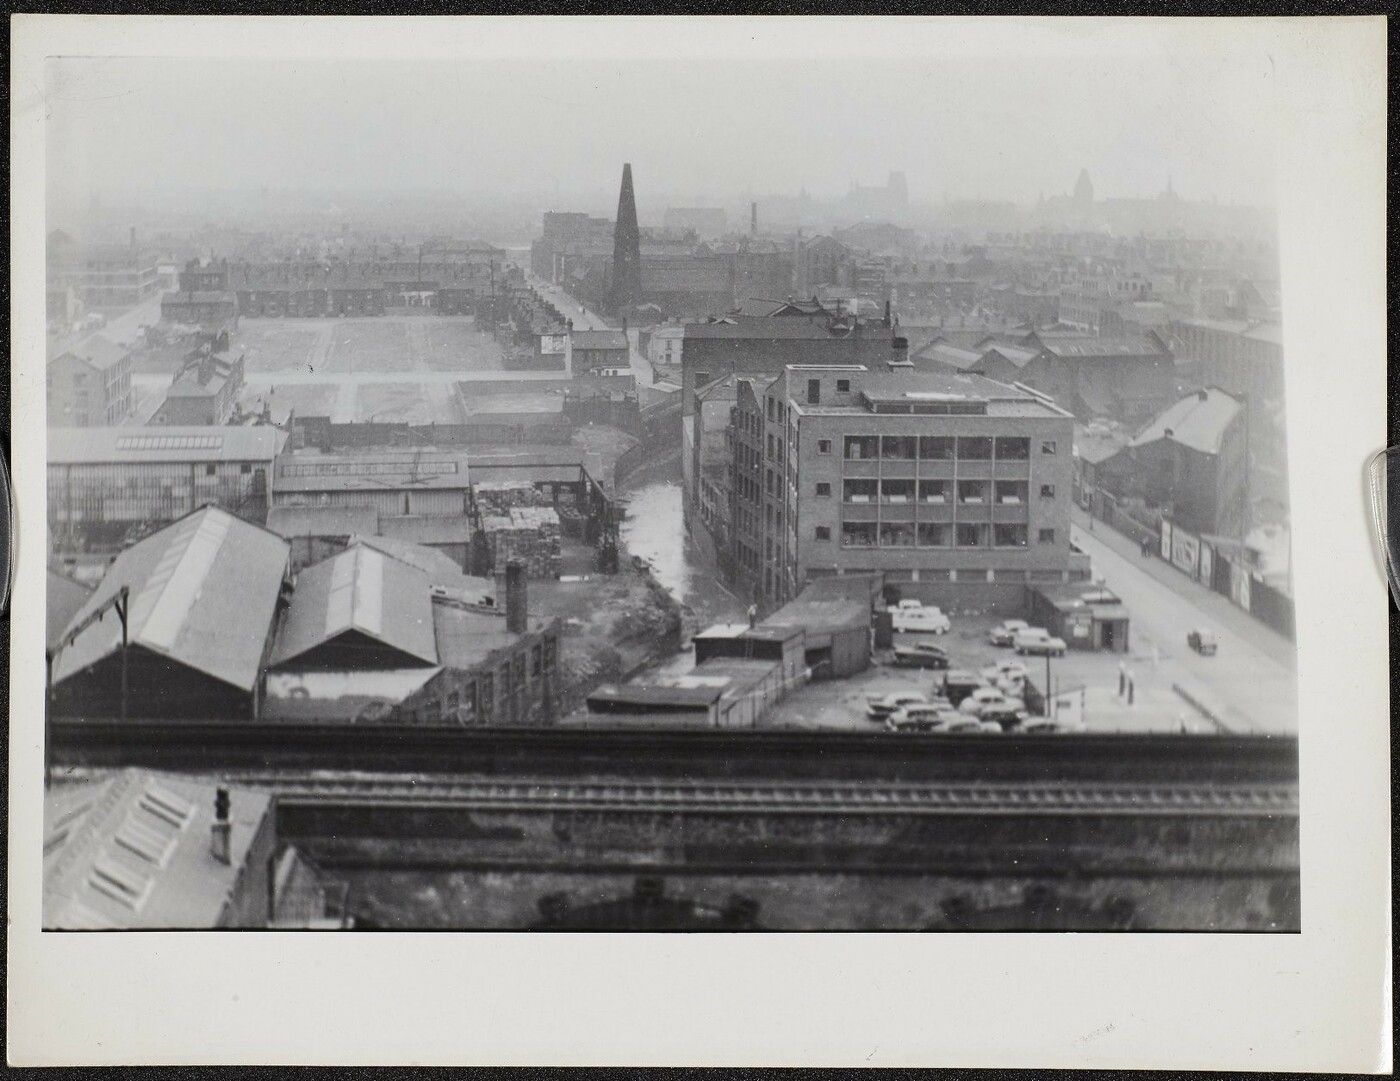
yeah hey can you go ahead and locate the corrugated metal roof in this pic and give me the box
[1131,388,1241,455]
[47,570,94,652]
[48,425,285,465]
[266,504,381,540]
[272,449,474,493]
[51,507,290,692]
[271,543,438,668]
[44,769,273,929]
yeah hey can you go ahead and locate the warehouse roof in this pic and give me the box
[271,543,439,669]
[684,317,852,341]
[48,425,286,465]
[43,770,273,930]
[266,504,381,540]
[47,569,93,652]
[272,449,474,493]
[762,596,869,635]
[51,507,290,692]
[1031,333,1169,359]
[1131,387,1241,456]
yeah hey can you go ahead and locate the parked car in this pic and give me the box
[865,691,929,720]
[1021,718,1089,734]
[1013,628,1068,657]
[887,704,964,732]
[940,670,986,707]
[940,717,1004,734]
[980,659,1029,684]
[1187,629,1218,655]
[958,687,1026,717]
[988,619,1030,646]
[893,641,951,669]
[888,600,951,634]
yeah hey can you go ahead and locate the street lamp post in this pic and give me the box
[1044,651,1053,719]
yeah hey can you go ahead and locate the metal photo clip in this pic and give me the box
[1365,446,1399,609]
[0,444,12,616]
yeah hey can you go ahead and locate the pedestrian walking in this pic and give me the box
[1118,662,1126,697]
[1127,675,1135,706]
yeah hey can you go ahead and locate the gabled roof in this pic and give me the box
[1031,332,1170,359]
[270,543,438,669]
[918,341,984,371]
[50,334,129,372]
[51,507,290,692]
[684,317,846,341]
[1131,387,1241,456]
[570,329,629,351]
[44,770,274,929]
[47,569,93,652]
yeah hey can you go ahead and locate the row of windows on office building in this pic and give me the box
[827,522,1058,549]
[837,435,1052,461]
[822,478,1055,504]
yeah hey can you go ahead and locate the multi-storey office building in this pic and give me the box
[738,364,1085,611]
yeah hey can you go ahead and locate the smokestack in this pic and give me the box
[884,300,892,327]
[210,787,231,865]
[750,202,757,235]
[505,561,527,635]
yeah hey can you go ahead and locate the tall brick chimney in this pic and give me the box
[505,561,527,635]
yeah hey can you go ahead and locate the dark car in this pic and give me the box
[1187,629,1218,655]
[940,670,984,707]
[892,642,951,669]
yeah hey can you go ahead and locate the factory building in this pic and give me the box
[48,507,293,720]
[47,425,286,551]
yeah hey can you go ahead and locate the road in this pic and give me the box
[1071,514,1297,734]
[524,271,656,385]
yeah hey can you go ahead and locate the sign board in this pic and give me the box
[1199,542,1214,585]
[1160,518,1172,560]
[1171,528,1200,577]
[539,334,567,355]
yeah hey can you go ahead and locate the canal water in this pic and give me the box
[617,478,746,630]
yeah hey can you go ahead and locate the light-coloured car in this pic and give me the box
[980,659,1029,684]
[937,717,1003,734]
[958,687,1026,717]
[888,600,952,634]
[1013,628,1067,657]
[865,691,929,720]
[886,704,963,732]
[988,619,1030,646]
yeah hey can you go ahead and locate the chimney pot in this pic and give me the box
[211,787,232,864]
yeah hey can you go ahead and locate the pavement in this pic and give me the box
[1070,510,1297,733]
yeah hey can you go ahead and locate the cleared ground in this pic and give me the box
[231,315,508,423]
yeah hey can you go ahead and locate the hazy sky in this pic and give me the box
[46,48,1280,213]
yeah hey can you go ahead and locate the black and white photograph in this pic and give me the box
[7,13,1390,1070]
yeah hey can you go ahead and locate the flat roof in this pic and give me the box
[762,596,870,634]
[49,425,286,465]
[431,603,550,671]
[588,683,724,709]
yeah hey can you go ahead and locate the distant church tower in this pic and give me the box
[608,162,642,315]
[1073,168,1094,205]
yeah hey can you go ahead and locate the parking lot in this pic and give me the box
[759,611,1221,735]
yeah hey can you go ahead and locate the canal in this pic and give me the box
[617,477,747,631]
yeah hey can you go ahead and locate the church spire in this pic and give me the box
[608,163,642,315]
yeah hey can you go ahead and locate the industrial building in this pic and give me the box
[46,228,163,308]
[47,425,287,550]
[43,769,347,929]
[735,363,1086,612]
[46,335,134,428]
[271,449,475,517]
[48,507,293,720]
[263,549,558,727]
[1026,582,1131,653]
